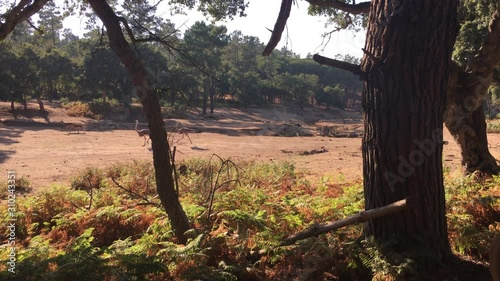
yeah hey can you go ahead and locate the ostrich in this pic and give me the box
[61,120,84,134]
[135,120,150,146]
[176,127,195,144]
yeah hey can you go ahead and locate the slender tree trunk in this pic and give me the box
[210,79,215,114]
[10,99,17,119]
[50,16,56,48]
[36,94,45,112]
[361,0,458,268]
[170,89,176,106]
[202,77,208,115]
[48,76,56,101]
[445,11,500,175]
[22,94,27,111]
[87,0,190,244]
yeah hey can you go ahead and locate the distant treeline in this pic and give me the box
[0,18,362,113]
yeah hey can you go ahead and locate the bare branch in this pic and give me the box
[135,34,230,88]
[361,47,380,63]
[26,19,43,34]
[108,13,230,90]
[111,176,158,207]
[206,154,240,221]
[117,16,137,43]
[86,178,94,210]
[281,198,408,246]
[313,54,364,77]
[171,145,180,196]
[306,0,370,15]
[0,0,50,40]
[90,26,106,57]
[262,0,293,56]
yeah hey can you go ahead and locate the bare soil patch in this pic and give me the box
[2,101,500,190]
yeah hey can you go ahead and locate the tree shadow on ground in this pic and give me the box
[0,127,22,164]
[9,107,49,122]
[0,126,22,145]
[435,255,492,281]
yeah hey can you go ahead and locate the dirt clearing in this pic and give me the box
[2,101,500,190]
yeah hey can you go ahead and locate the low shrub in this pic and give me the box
[63,98,121,120]
[63,101,93,118]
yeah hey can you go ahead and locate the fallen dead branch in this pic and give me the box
[281,198,408,246]
[299,147,328,155]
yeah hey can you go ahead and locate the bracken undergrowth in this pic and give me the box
[0,159,497,280]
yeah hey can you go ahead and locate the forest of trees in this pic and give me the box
[0,3,362,115]
[1,0,499,280]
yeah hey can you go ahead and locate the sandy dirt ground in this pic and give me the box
[2,101,500,190]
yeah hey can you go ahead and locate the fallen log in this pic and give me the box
[281,198,408,246]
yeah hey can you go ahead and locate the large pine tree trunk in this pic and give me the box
[361,0,458,264]
[87,0,190,244]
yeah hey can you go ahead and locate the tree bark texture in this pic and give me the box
[445,10,500,175]
[361,0,458,259]
[87,0,190,244]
